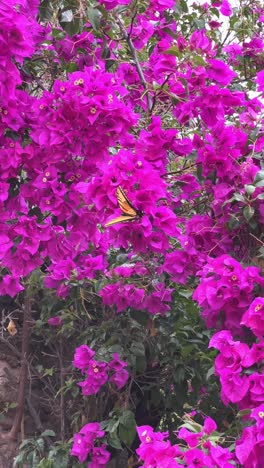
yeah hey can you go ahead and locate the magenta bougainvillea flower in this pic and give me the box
[71,422,106,463]
[256,70,264,92]
[73,347,129,395]
[136,419,234,467]
[89,445,111,467]
[78,360,108,396]
[193,255,264,333]
[47,316,63,326]
[236,425,264,467]
[108,353,129,389]
[0,275,24,297]
[241,298,264,337]
[73,345,96,371]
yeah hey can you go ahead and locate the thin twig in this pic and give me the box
[150,73,174,113]
[0,336,21,358]
[161,162,197,178]
[117,17,153,113]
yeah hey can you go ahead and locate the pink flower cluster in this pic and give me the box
[193,255,264,334]
[136,417,234,467]
[0,0,43,132]
[71,346,128,465]
[73,345,129,395]
[236,405,264,466]
[241,297,264,337]
[207,294,264,468]
[71,422,110,466]
[209,330,264,407]
[100,280,173,315]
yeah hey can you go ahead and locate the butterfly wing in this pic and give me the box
[105,215,136,227]
[116,186,138,217]
[7,319,17,336]
[105,186,141,227]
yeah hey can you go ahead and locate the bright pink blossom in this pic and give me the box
[241,298,264,337]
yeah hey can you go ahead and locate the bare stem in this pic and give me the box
[59,337,66,441]
[117,18,153,113]
[9,295,32,441]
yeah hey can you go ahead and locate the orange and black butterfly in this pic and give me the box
[105,186,143,227]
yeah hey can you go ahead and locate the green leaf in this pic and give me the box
[41,430,55,438]
[248,219,258,230]
[99,420,109,430]
[27,451,36,465]
[37,460,53,468]
[66,62,79,73]
[181,344,195,357]
[179,421,202,433]
[9,402,18,409]
[109,431,122,449]
[36,438,45,452]
[38,0,53,22]
[161,27,178,39]
[256,193,264,200]
[62,18,82,36]
[179,0,188,13]
[164,46,180,57]
[107,344,122,354]
[118,410,136,446]
[71,386,79,398]
[131,341,145,357]
[119,424,136,446]
[101,42,110,60]
[13,452,26,465]
[119,410,136,429]
[210,7,220,17]
[42,367,55,377]
[227,215,240,229]
[130,310,148,326]
[19,439,33,450]
[60,10,73,22]
[51,29,65,40]
[233,20,243,31]
[256,180,264,188]
[107,418,120,433]
[254,170,264,183]
[243,205,255,222]
[193,18,206,29]
[236,409,252,418]
[232,193,245,202]
[179,77,189,96]
[244,184,256,195]
[173,365,185,383]
[206,366,215,380]
[86,7,101,31]
[192,55,206,66]
[48,450,69,467]
[105,59,116,72]
[178,290,193,299]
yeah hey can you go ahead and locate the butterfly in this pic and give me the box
[7,319,17,336]
[105,186,143,227]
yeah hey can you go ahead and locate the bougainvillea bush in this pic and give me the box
[1,0,264,466]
